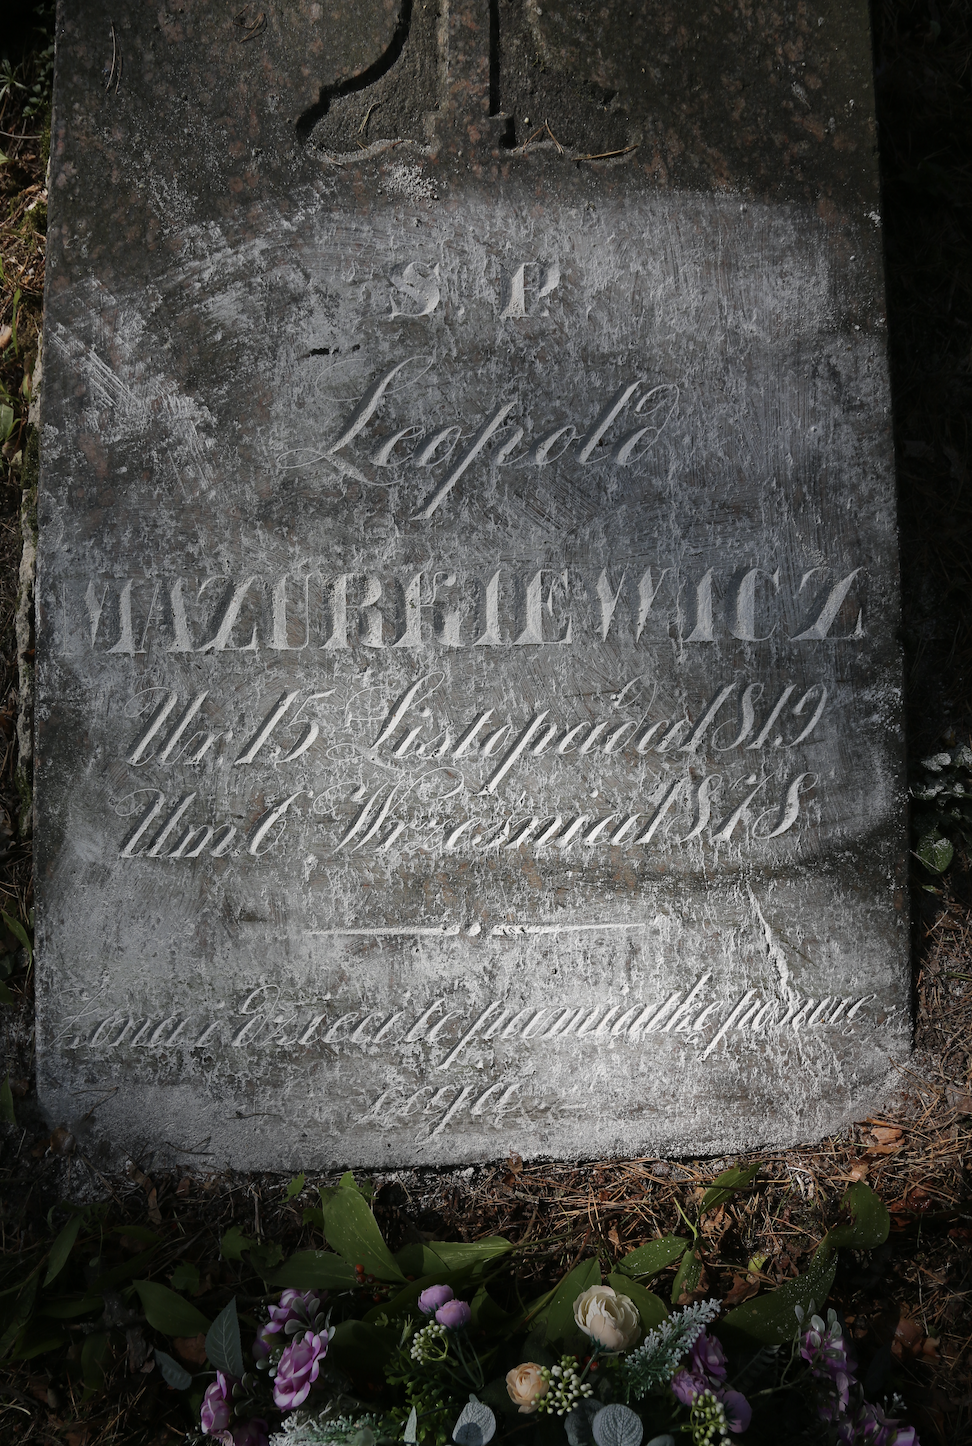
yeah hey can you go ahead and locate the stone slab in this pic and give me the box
[35,0,909,1168]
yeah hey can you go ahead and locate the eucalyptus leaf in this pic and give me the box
[206,1297,245,1378]
[321,1185,405,1282]
[155,1347,193,1390]
[453,1396,496,1446]
[645,1437,676,1446]
[565,1399,602,1446]
[43,1214,83,1287]
[615,1237,688,1280]
[133,1280,211,1337]
[591,1402,643,1446]
[404,1406,418,1443]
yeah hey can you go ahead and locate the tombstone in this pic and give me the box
[36,1,908,1167]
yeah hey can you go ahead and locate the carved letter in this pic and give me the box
[732,568,779,642]
[499,261,560,318]
[388,261,440,318]
[791,568,864,640]
[514,570,572,645]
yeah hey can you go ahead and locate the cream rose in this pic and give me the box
[572,1285,641,1352]
[505,1362,548,1414]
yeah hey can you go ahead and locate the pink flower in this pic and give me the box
[201,1372,237,1437]
[720,1389,752,1434]
[272,1331,329,1410]
[232,1421,270,1446]
[690,1333,727,1381]
[418,1284,455,1315]
[435,1298,472,1329]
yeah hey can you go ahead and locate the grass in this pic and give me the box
[1,0,972,1441]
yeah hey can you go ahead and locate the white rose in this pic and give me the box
[572,1285,641,1352]
[506,1362,548,1414]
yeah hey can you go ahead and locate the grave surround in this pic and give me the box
[35,0,908,1167]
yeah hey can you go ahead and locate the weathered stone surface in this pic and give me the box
[35,0,908,1167]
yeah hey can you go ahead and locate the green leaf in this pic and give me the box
[40,1294,104,1320]
[0,911,31,966]
[155,1347,193,1390]
[0,405,12,442]
[0,1274,38,1359]
[109,1224,160,1244]
[669,1249,701,1305]
[220,1224,256,1261]
[81,1329,110,1390]
[394,1243,450,1278]
[13,1322,68,1359]
[426,1238,512,1269]
[0,1075,15,1124]
[699,1164,760,1217]
[286,1173,306,1199]
[917,831,953,874]
[321,1185,405,1281]
[536,1257,600,1345]
[206,1298,245,1378]
[615,1237,689,1280]
[246,1241,285,1275]
[327,1318,395,1374]
[133,1280,211,1336]
[605,1274,668,1334]
[265,1250,359,1290]
[169,1262,200,1296]
[42,1214,83,1287]
[91,1244,160,1291]
[470,1284,513,1333]
[719,1250,836,1348]
[819,1182,890,1256]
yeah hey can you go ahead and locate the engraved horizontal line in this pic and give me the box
[309,924,463,936]
[489,921,643,936]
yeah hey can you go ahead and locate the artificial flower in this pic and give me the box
[506,1362,549,1414]
[573,1285,641,1351]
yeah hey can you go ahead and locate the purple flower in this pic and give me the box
[670,1366,709,1406]
[418,1284,455,1315]
[264,1288,323,1336]
[232,1421,270,1446]
[720,1389,752,1434]
[273,1331,330,1410]
[845,1400,919,1446]
[252,1327,273,1363]
[435,1298,472,1329]
[201,1372,237,1437]
[690,1332,727,1382]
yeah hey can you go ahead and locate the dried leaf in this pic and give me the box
[172,1333,208,1365]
